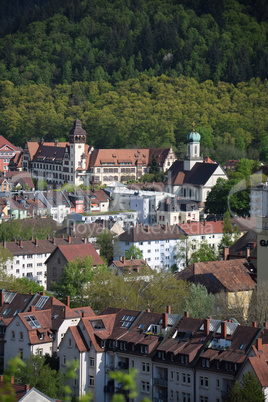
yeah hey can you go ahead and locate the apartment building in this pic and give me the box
[115,221,225,272]
[58,306,266,402]
[0,135,20,172]
[4,236,85,288]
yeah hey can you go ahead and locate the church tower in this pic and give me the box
[69,119,87,184]
[183,126,202,171]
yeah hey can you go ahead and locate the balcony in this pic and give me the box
[118,361,129,370]
[153,378,168,387]
[104,385,114,393]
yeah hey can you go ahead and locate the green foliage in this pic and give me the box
[85,269,190,314]
[51,255,108,306]
[225,371,265,402]
[205,177,250,216]
[125,245,143,260]
[0,218,59,242]
[0,246,12,269]
[109,369,138,401]
[183,283,215,319]
[96,229,115,264]
[14,354,60,398]
[2,356,26,402]
[189,240,218,264]
[0,268,45,294]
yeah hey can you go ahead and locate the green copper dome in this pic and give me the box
[187,131,201,143]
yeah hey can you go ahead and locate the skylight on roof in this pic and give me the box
[3,308,11,316]
[35,296,49,310]
[122,315,135,322]
[4,292,16,304]
[13,309,20,316]
[121,321,131,328]
[24,315,41,329]
[138,324,145,330]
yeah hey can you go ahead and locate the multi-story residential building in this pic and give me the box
[115,224,186,271]
[45,242,104,291]
[58,306,266,402]
[177,258,256,318]
[156,197,199,225]
[1,289,94,371]
[0,136,20,172]
[115,221,225,272]
[4,236,86,288]
[164,130,227,209]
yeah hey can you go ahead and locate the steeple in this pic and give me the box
[69,119,86,144]
[184,124,202,171]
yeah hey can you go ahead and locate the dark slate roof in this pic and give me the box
[229,229,257,258]
[157,197,199,212]
[118,224,185,243]
[33,145,66,162]
[165,160,220,186]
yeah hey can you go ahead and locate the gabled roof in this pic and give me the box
[176,259,256,293]
[165,160,222,186]
[0,135,19,152]
[51,243,104,266]
[5,237,84,256]
[118,224,185,243]
[178,220,224,235]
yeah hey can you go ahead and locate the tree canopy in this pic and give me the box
[51,255,107,306]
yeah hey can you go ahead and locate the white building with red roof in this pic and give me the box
[0,135,20,173]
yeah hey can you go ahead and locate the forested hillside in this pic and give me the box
[0,0,267,163]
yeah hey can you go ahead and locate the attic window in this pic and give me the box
[90,319,105,330]
[138,324,145,330]
[13,309,21,316]
[239,343,246,350]
[24,315,41,329]
[35,296,49,310]
[3,308,11,316]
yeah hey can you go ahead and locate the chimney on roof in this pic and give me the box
[103,220,105,229]
[184,311,189,318]
[82,311,85,317]
[246,247,250,259]
[35,238,38,247]
[66,296,70,308]
[122,257,125,264]
[19,240,23,248]
[0,289,4,307]
[252,321,257,328]
[263,322,268,329]
[53,237,56,245]
[223,246,229,261]
[167,305,171,314]
[31,236,33,242]
[11,377,14,384]
[0,375,3,382]
[55,139,59,147]
[39,291,45,296]
[84,237,87,244]
[14,195,17,202]
[61,234,64,239]
[221,321,227,338]
[68,236,71,244]
[204,319,210,336]
[162,313,168,329]
[256,338,262,351]
[30,306,35,312]
[146,308,150,313]
[166,198,169,204]
[25,384,30,392]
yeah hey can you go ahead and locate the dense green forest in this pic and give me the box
[0,0,267,162]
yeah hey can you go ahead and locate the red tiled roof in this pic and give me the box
[177,259,256,293]
[56,243,104,266]
[0,135,19,152]
[70,326,88,352]
[179,221,224,235]
[0,381,31,401]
